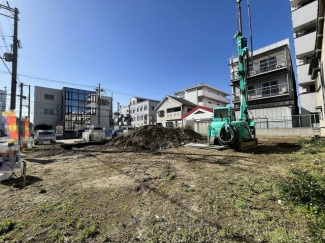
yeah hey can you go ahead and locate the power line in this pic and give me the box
[0,22,9,52]
[2,0,13,34]
[0,70,156,99]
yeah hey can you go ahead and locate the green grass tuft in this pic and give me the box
[0,219,16,236]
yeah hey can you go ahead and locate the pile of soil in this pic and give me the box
[106,126,205,150]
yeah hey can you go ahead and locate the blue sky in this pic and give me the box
[0,0,296,119]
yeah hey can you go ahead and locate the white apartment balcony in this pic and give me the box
[233,83,289,103]
[166,111,182,120]
[231,56,287,81]
[197,90,231,104]
[297,64,314,85]
[292,1,317,31]
[300,92,318,113]
[294,31,316,58]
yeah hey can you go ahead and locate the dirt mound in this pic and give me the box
[106,126,205,150]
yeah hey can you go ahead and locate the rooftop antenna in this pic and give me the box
[247,0,253,56]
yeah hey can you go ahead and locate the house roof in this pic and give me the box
[155,95,196,111]
[173,83,231,96]
[130,97,160,103]
[182,106,213,120]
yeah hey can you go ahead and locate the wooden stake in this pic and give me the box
[22,161,26,188]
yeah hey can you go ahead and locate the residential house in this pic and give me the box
[155,96,196,128]
[120,97,160,127]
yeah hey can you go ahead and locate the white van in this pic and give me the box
[34,130,56,145]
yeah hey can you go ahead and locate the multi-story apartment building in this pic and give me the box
[34,86,112,138]
[120,97,159,127]
[309,0,325,135]
[290,0,318,114]
[173,83,230,109]
[0,88,7,136]
[0,88,7,112]
[230,39,299,119]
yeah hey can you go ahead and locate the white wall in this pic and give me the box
[34,86,62,129]
[235,106,292,119]
[184,88,198,105]
[0,89,6,111]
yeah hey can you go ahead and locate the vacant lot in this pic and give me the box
[0,138,324,242]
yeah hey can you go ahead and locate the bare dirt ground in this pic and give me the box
[0,137,324,242]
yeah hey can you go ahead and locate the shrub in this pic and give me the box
[0,219,16,235]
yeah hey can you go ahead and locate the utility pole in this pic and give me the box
[110,93,113,127]
[28,84,30,124]
[10,7,19,110]
[98,83,101,125]
[18,82,23,144]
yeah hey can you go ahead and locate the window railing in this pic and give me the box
[231,56,287,80]
[233,83,289,101]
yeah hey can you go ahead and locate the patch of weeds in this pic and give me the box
[51,228,63,242]
[146,226,218,242]
[39,187,47,194]
[203,193,218,214]
[161,166,176,181]
[37,201,61,216]
[261,212,273,221]
[77,222,99,243]
[278,168,325,242]
[267,227,303,243]
[0,218,16,236]
[278,169,325,210]
[260,191,277,201]
[299,137,325,154]
[235,196,254,210]
[217,225,236,239]
[138,198,145,206]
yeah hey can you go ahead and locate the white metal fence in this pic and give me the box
[254,114,320,129]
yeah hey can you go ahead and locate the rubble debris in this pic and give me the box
[106,126,205,151]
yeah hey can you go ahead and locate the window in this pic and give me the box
[44,109,48,114]
[248,85,256,96]
[144,115,147,120]
[262,80,279,96]
[144,106,147,111]
[151,106,154,110]
[310,84,316,92]
[137,116,139,121]
[45,94,54,100]
[133,109,135,113]
[140,107,142,111]
[249,63,253,75]
[133,101,135,105]
[158,110,165,117]
[49,109,54,115]
[137,108,139,112]
[260,57,277,72]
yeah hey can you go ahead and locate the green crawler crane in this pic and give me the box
[207,0,258,151]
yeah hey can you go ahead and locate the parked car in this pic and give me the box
[34,130,56,145]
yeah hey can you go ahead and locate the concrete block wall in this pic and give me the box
[256,128,320,138]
